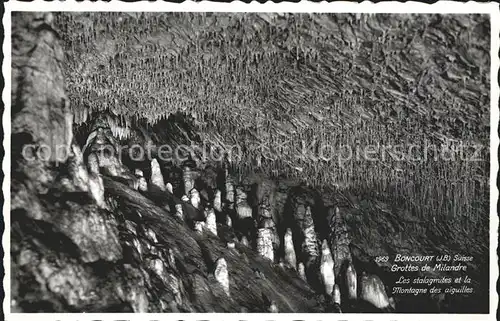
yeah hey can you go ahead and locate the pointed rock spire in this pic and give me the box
[189,188,200,209]
[284,228,297,270]
[346,261,357,300]
[138,177,148,192]
[144,227,158,244]
[194,221,205,234]
[165,182,173,194]
[268,301,279,313]
[360,273,391,309]
[150,158,165,191]
[328,206,352,279]
[87,153,106,209]
[68,144,89,192]
[205,207,217,236]
[226,215,232,228]
[182,164,195,196]
[333,284,342,312]
[320,239,335,296]
[174,203,184,220]
[214,258,230,297]
[298,262,307,281]
[302,205,319,260]
[213,189,222,212]
[256,228,274,262]
[235,186,252,219]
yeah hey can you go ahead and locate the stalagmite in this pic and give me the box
[150,158,165,191]
[284,228,297,270]
[225,215,232,227]
[240,235,249,247]
[346,261,357,300]
[145,227,158,244]
[205,207,217,236]
[268,301,279,313]
[167,248,176,269]
[360,272,391,309]
[149,258,168,285]
[213,189,222,212]
[328,206,352,279]
[302,206,319,261]
[333,284,342,312]
[132,237,143,260]
[182,165,195,196]
[87,153,106,209]
[194,221,205,234]
[225,176,235,209]
[256,228,274,262]
[214,258,230,297]
[235,187,252,219]
[259,198,272,218]
[68,144,89,192]
[135,169,148,191]
[138,177,148,192]
[190,188,201,209]
[259,217,275,229]
[297,262,307,281]
[320,239,335,296]
[259,216,279,256]
[86,127,124,178]
[165,182,173,194]
[167,273,183,305]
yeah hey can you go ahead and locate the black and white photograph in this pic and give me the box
[3,1,499,318]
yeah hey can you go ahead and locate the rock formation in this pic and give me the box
[214,258,230,297]
[224,168,235,209]
[174,203,184,220]
[150,158,166,191]
[240,235,249,247]
[284,228,297,270]
[346,261,358,301]
[268,301,279,313]
[298,262,307,281]
[359,272,392,310]
[190,188,201,209]
[12,12,454,314]
[213,189,222,212]
[194,221,205,234]
[256,228,274,262]
[333,284,342,312]
[302,206,319,265]
[205,207,217,236]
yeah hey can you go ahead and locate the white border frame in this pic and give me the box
[3,1,499,320]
